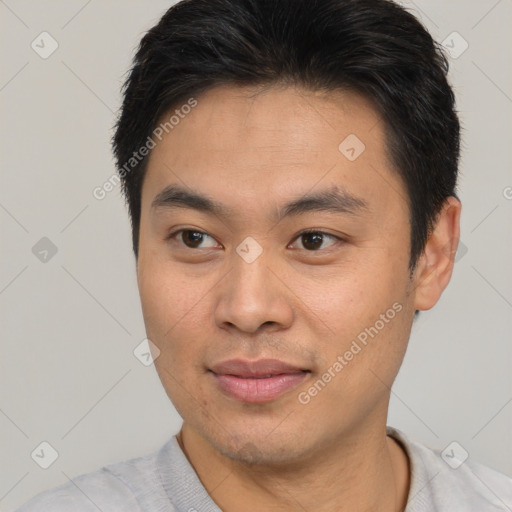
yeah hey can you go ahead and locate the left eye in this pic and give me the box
[290,231,340,251]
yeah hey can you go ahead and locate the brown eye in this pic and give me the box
[292,231,339,251]
[181,230,205,248]
[301,232,324,250]
[172,230,218,249]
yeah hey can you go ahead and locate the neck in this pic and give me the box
[177,424,410,512]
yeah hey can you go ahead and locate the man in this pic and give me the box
[17,0,512,510]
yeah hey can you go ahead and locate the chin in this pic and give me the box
[199,418,313,466]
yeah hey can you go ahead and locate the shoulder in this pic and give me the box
[387,426,512,511]
[14,439,179,512]
[15,467,139,511]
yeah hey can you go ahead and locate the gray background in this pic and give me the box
[1,0,511,509]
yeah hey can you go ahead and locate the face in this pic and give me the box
[137,85,420,464]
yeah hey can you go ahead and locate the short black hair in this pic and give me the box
[112,0,460,269]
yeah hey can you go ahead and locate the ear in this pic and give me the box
[413,196,462,311]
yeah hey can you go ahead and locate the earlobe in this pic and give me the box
[413,196,462,311]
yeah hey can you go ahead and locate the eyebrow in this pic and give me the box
[151,184,368,221]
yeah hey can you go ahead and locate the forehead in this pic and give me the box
[157,84,383,154]
[142,84,406,217]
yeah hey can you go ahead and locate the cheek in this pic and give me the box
[137,259,213,354]
[139,258,189,320]
[293,251,411,378]
[138,261,214,409]
[295,298,411,429]
[294,257,402,333]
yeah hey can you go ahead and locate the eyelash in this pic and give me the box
[166,228,344,252]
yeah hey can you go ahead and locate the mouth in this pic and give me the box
[209,359,311,403]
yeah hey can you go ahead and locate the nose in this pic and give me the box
[214,249,294,334]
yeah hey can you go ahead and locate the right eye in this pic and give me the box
[167,229,220,249]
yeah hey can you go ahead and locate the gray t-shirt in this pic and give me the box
[15,426,512,511]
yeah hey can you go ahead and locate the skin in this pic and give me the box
[137,84,461,511]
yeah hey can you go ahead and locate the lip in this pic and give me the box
[209,358,310,403]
